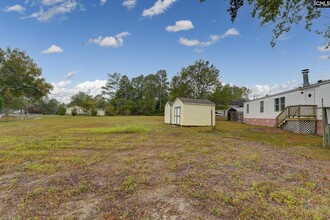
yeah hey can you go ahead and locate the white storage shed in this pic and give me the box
[164,101,173,124]
[168,97,216,126]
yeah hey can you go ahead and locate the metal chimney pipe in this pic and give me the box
[302,69,310,87]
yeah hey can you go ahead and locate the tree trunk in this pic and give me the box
[4,107,9,116]
[26,106,29,119]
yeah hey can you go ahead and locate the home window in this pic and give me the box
[274,97,285,112]
[280,97,285,111]
[274,98,279,112]
[246,104,249,114]
[260,101,264,113]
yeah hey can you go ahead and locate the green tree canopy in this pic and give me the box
[155,70,169,112]
[0,47,53,115]
[211,84,250,109]
[0,97,3,113]
[200,0,329,47]
[102,70,169,115]
[170,60,220,100]
[69,92,97,113]
[102,72,122,99]
[42,98,60,115]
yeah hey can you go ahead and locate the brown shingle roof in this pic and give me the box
[177,97,215,105]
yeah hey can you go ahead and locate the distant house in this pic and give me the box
[96,108,105,116]
[244,69,330,134]
[66,106,86,115]
[223,98,246,121]
[165,97,216,126]
[164,101,173,124]
[231,98,246,108]
[227,106,244,122]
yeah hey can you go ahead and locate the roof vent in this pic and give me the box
[302,69,310,87]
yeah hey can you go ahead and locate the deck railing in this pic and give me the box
[275,105,317,128]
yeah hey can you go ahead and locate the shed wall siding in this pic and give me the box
[173,99,184,125]
[164,103,172,124]
[182,104,215,126]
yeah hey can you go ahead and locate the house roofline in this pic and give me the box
[245,79,330,103]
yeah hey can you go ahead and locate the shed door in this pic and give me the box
[305,89,315,105]
[174,107,181,125]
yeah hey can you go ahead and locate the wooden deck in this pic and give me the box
[275,105,317,130]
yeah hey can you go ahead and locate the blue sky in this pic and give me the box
[0,0,329,102]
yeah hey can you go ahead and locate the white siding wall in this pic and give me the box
[244,82,330,120]
[65,106,85,115]
[315,83,330,119]
[97,109,105,116]
[244,90,303,119]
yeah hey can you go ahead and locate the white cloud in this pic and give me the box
[23,0,78,22]
[200,35,221,47]
[41,45,64,54]
[5,4,26,13]
[166,20,194,32]
[278,33,294,42]
[178,28,240,49]
[49,79,106,103]
[249,80,298,99]
[41,0,66,6]
[89,32,130,48]
[57,80,72,88]
[100,0,107,6]
[66,71,77,79]
[220,28,240,38]
[319,55,330,60]
[142,0,176,17]
[123,0,136,9]
[318,45,330,52]
[75,80,106,96]
[178,38,200,47]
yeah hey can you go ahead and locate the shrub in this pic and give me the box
[71,108,77,116]
[91,109,97,116]
[105,105,116,116]
[58,107,66,115]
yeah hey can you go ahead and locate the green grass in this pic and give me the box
[69,125,151,134]
[0,116,329,219]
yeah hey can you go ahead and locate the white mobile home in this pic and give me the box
[164,101,173,124]
[169,97,216,126]
[97,108,105,116]
[65,106,86,115]
[244,70,330,134]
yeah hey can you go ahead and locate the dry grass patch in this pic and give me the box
[0,116,329,219]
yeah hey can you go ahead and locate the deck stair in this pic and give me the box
[275,105,317,134]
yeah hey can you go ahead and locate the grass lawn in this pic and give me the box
[0,116,329,219]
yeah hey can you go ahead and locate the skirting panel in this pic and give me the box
[282,120,316,134]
